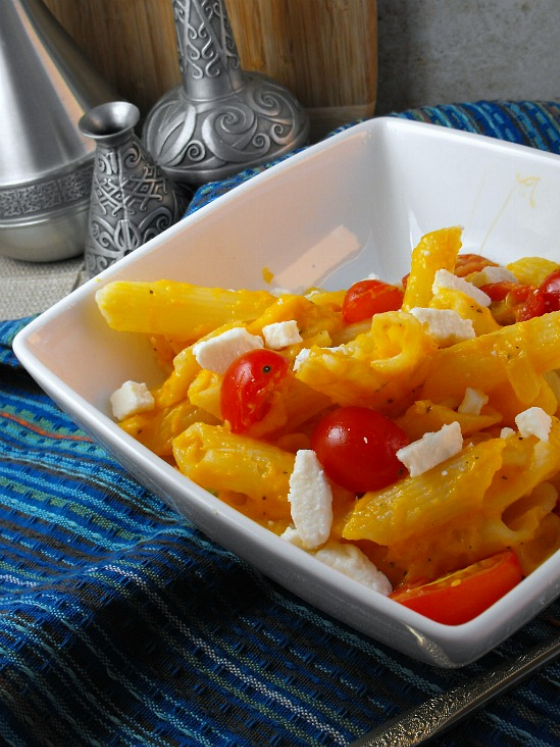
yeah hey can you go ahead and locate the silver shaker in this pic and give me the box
[0,0,117,262]
[79,101,185,278]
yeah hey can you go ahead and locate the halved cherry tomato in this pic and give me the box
[390,550,523,625]
[221,349,288,433]
[311,406,410,492]
[454,253,498,277]
[539,268,560,312]
[342,280,404,324]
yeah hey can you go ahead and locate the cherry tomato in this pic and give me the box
[516,286,546,321]
[487,283,546,325]
[454,253,498,277]
[539,268,560,312]
[390,550,523,625]
[342,280,404,324]
[311,406,410,492]
[221,349,288,433]
[479,281,518,302]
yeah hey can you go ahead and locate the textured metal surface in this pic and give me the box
[0,0,115,260]
[143,0,309,185]
[80,102,184,278]
[350,630,560,746]
[0,163,93,222]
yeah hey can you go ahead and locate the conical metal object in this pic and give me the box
[0,0,117,261]
[143,0,309,186]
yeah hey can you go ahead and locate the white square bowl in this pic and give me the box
[14,117,560,667]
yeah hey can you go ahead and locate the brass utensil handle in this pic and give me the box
[349,632,560,747]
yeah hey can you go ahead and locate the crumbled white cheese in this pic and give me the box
[470,265,519,287]
[192,327,263,374]
[110,381,155,421]
[262,320,303,349]
[293,347,311,372]
[409,307,475,346]
[515,407,552,442]
[314,542,393,595]
[280,526,307,548]
[458,387,489,415]
[396,421,463,477]
[323,345,347,354]
[432,269,492,307]
[500,427,516,439]
[287,450,333,549]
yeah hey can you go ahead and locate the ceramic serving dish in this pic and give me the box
[14,117,560,667]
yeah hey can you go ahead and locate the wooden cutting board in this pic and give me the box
[43,0,377,141]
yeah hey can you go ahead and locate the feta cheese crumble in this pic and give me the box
[470,265,519,287]
[110,381,155,421]
[314,542,393,595]
[280,526,307,548]
[192,327,263,374]
[287,450,333,549]
[279,531,392,595]
[515,407,552,442]
[396,421,463,477]
[262,320,303,349]
[432,269,492,307]
[293,347,311,372]
[458,387,489,415]
[409,307,475,346]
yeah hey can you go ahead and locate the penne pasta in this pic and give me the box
[420,312,560,415]
[294,311,436,413]
[96,280,276,338]
[172,422,294,520]
[401,226,462,311]
[395,399,502,440]
[506,256,559,286]
[342,438,505,547]
[120,400,219,456]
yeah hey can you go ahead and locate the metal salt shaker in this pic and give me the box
[79,101,185,278]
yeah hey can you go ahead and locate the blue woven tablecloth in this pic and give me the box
[2,101,560,747]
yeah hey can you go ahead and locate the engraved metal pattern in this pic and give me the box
[0,0,117,260]
[143,0,309,185]
[350,630,560,746]
[81,103,184,278]
[174,0,242,93]
[0,162,93,222]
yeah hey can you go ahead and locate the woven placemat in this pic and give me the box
[0,254,85,321]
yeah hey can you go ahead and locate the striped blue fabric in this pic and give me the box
[1,101,560,746]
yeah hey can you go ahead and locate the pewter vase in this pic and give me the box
[79,102,184,278]
[143,0,309,186]
[0,0,117,262]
